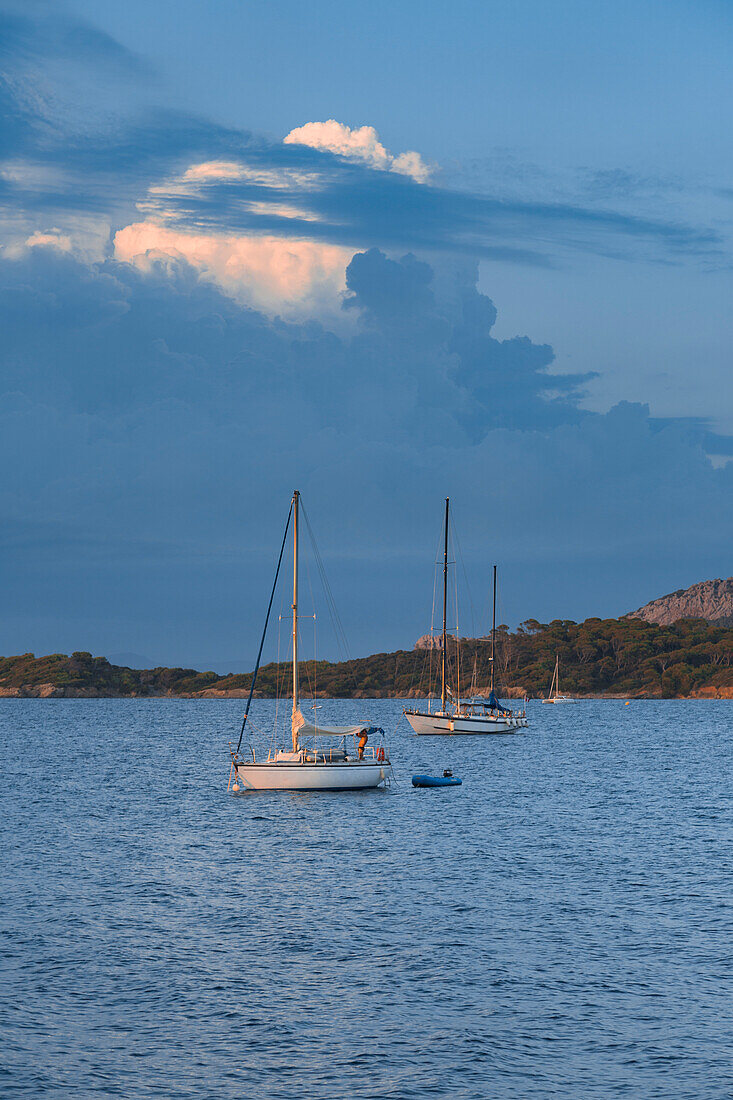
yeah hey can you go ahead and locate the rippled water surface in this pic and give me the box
[2,699,732,1098]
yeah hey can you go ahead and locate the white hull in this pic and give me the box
[542,697,577,704]
[404,710,528,735]
[234,760,391,791]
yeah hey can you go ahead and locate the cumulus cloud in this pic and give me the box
[24,228,71,250]
[113,222,351,316]
[1,4,731,664]
[284,120,431,183]
[105,155,345,315]
[0,6,723,279]
[1,244,730,660]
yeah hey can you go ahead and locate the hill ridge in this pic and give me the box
[627,577,733,628]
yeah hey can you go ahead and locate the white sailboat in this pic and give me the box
[230,491,392,791]
[404,498,528,735]
[542,654,577,704]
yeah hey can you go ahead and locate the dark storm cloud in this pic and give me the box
[0,246,589,431]
[1,245,731,659]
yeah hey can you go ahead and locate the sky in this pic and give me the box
[0,0,731,669]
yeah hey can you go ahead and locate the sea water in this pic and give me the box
[1,699,731,1099]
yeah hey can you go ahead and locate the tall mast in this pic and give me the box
[491,564,497,694]
[441,497,449,712]
[291,489,299,750]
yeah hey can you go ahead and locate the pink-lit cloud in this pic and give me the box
[24,229,73,252]
[109,123,432,316]
[284,120,431,183]
[157,160,321,194]
[114,222,351,317]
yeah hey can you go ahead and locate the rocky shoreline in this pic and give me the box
[1,684,731,700]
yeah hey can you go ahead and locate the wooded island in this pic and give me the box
[1,616,731,698]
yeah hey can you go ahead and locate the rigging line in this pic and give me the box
[430,534,440,632]
[242,716,267,741]
[423,527,442,702]
[450,513,476,641]
[313,606,317,716]
[299,619,319,705]
[300,501,359,694]
[311,571,320,712]
[301,543,318,707]
[448,528,462,703]
[299,505,325,598]
[300,504,342,643]
[273,611,282,753]
[309,528,349,661]
[409,522,442,701]
[453,534,460,703]
[410,575,435,699]
[235,501,293,756]
[300,500,353,701]
[274,588,290,750]
[409,637,429,701]
[495,583,510,691]
[409,567,434,701]
[275,570,288,735]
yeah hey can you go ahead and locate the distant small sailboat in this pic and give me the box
[229,491,392,791]
[404,498,528,735]
[542,654,577,704]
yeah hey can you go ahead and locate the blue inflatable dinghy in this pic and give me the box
[412,770,462,788]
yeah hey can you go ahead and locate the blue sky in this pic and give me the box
[1,0,731,667]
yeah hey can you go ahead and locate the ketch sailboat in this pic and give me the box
[542,654,577,704]
[404,498,528,735]
[229,491,392,791]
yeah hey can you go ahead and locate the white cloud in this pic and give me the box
[109,122,429,319]
[1,228,73,258]
[0,160,64,189]
[0,217,111,262]
[284,120,431,183]
[25,229,73,252]
[180,161,247,183]
[138,159,323,225]
[166,159,320,193]
[113,222,351,318]
[244,200,321,222]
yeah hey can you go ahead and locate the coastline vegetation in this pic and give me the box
[1,616,731,698]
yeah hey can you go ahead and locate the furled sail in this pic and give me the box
[292,708,367,739]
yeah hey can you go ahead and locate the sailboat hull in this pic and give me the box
[234,761,391,791]
[404,710,527,735]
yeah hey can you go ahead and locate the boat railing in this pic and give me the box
[364,743,389,763]
[231,740,390,765]
[456,699,528,719]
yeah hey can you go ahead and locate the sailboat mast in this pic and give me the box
[291,489,299,750]
[491,564,497,694]
[441,497,449,712]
